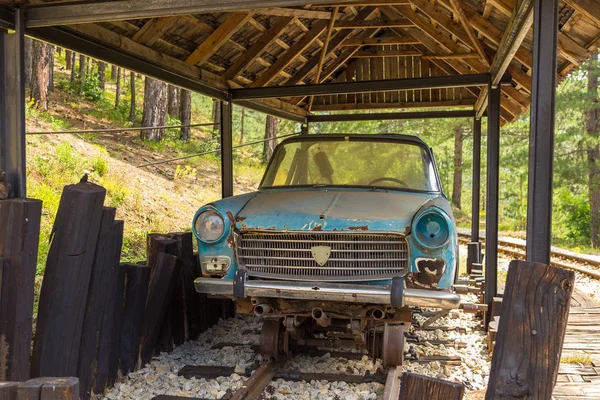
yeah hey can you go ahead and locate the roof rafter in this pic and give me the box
[448,0,490,65]
[253,7,332,19]
[250,19,329,88]
[565,0,600,27]
[308,6,339,110]
[224,16,294,80]
[475,0,533,117]
[131,16,177,47]
[334,18,412,29]
[341,36,419,46]
[185,12,252,66]
[284,6,379,86]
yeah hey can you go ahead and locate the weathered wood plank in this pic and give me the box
[119,263,151,376]
[0,382,18,400]
[32,182,106,378]
[17,378,79,400]
[0,199,42,381]
[78,209,124,399]
[399,372,464,399]
[486,260,575,400]
[139,253,180,365]
[186,12,252,66]
[105,240,126,388]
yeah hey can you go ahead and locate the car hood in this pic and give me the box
[235,189,439,232]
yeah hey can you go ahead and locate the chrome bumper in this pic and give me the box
[194,277,461,309]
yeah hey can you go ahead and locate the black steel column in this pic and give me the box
[300,123,309,135]
[0,9,26,198]
[526,0,558,264]
[485,85,501,310]
[471,118,482,242]
[220,96,233,198]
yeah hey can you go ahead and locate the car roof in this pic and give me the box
[279,133,430,147]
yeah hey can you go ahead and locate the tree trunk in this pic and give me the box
[70,52,76,84]
[98,62,106,91]
[452,123,464,210]
[179,89,192,141]
[78,54,86,96]
[31,40,50,110]
[115,68,121,109]
[587,51,600,247]
[111,65,117,80]
[129,72,136,122]
[24,37,32,91]
[66,50,73,70]
[212,100,221,136]
[167,85,180,117]
[141,77,168,141]
[47,45,54,93]
[263,115,278,162]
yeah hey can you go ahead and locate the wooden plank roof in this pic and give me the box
[2,0,599,123]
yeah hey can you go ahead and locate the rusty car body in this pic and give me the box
[193,134,460,364]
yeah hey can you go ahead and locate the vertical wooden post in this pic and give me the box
[0,382,18,399]
[485,260,574,399]
[0,198,42,381]
[400,372,465,399]
[77,208,123,400]
[106,261,126,387]
[118,263,150,376]
[31,182,106,378]
[139,253,179,366]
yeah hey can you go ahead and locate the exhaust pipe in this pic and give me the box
[372,308,386,320]
[253,304,272,316]
[312,307,330,327]
[250,297,266,306]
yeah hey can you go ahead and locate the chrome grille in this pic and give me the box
[237,231,409,281]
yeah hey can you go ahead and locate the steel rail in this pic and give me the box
[457,232,600,280]
[228,359,281,400]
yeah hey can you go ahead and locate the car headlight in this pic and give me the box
[413,208,451,248]
[194,209,226,242]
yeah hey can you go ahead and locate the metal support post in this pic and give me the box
[220,96,233,198]
[0,8,26,198]
[301,123,309,135]
[526,0,558,264]
[485,84,501,316]
[471,118,481,243]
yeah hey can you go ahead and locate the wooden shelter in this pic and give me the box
[0,0,599,317]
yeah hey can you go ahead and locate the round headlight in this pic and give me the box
[195,210,225,242]
[414,209,450,248]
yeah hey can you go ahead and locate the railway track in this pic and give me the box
[457,232,600,280]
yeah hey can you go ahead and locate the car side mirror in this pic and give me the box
[313,151,334,184]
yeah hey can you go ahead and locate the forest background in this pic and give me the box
[22,38,600,273]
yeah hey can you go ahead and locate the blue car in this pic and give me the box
[194,134,460,365]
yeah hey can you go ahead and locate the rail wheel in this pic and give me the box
[260,318,285,361]
[382,322,407,367]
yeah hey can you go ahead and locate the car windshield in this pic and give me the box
[260,137,440,192]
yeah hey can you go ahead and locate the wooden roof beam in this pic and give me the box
[251,19,329,88]
[254,7,332,19]
[131,16,177,47]
[448,0,490,65]
[475,0,533,117]
[354,49,423,57]
[334,18,413,28]
[224,16,294,80]
[341,36,419,46]
[310,99,476,111]
[564,0,600,28]
[311,1,411,6]
[185,12,252,66]
[284,6,379,85]
[309,7,339,110]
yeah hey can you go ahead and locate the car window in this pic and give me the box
[261,138,439,192]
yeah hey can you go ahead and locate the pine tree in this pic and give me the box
[167,85,180,117]
[452,123,465,209]
[179,89,192,141]
[129,72,136,122]
[31,40,51,110]
[115,67,121,109]
[263,115,278,161]
[587,51,600,247]
[98,62,106,91]
[141,77,168,141]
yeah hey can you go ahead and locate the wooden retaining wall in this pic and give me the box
[0,180,233,399]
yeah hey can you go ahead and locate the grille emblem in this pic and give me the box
[311,246,331,266]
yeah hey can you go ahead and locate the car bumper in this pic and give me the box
[194,277,461,309]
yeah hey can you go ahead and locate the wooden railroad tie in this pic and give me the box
[0,377,79,400]
[399,372,465,399]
